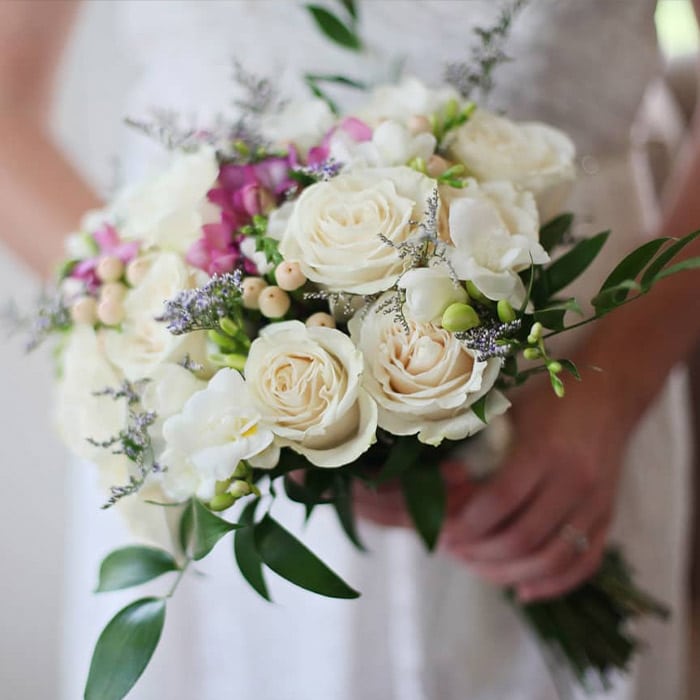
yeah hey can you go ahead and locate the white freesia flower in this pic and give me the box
[160,369,274,501]
[349,296,509,445]
[116,147,219,253]
[280,166,435,294]
[329,120,436,170]
[261,98,335,155]
[360,76,459,127]
[245,321,377,467]
[447,180,548,306]
[265,200,296,241]
[239,236,274,275]
[398,267,468,324]
[446,109,576,220]
[104,251,210,381]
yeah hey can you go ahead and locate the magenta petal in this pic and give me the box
[209,253,238,275]
[202,223,232,250]
[93,224,120,252]
[307,144,330,168]
[340,117,372,142]
[186,240,211,270]
[113,241,140,264]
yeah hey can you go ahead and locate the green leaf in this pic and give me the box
[599,238,668,294]
[591,280,642,315]
[649,255,700,283]
[537,231,610,301]
[640,229,700,290]
[374,436,422,485]
[401,465,446,551]
[304,74,339,115]
[178,500,193,555]
[533,298,582,330]
[183,499,241,561]
[233,499,270,602]
[558,359,581,381]
[539,213,574,253]
[96,547,179,593]
[304,73,367,90]
[333,475,365,551]
[84,598,166,700]
[338,0,357,20]
[305,4,362,50]
[254,514,360,598]
[471,394,488,424]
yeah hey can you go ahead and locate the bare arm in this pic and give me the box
[0,0,99,277]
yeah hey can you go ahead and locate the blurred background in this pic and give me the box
[0,1,698,698]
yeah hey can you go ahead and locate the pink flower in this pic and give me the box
[307,117,373,167]
[70,224,139,291]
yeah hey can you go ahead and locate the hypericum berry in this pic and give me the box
[96,256,124,283]
[258,286,291,318]
[97,299,125,326]
[407,114,432,135]
[275,261,307,292]
[125,257,151,286]
[305,312,336,329]
[100,282,127,303]
[426,154,450,178]
[70,296,98,325]
[241,276,268,310]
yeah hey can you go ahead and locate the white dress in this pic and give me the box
[61,2,693,700]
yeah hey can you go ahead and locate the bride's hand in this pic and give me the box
[441,369,628,603]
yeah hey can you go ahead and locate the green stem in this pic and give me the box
[167,558,192,598]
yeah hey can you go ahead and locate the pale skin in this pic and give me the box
[1,1,699,603]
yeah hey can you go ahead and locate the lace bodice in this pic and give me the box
[117,0,660,162]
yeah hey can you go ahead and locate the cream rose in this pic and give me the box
[244,321,377,467]
[279,166,435,294]
[446,180,549,307]
[446,109,576,220]
[116,147,219,254]
[359,76,459,127]
[349,295,509,445]
[160,369,274,500]
[104,252,210,381]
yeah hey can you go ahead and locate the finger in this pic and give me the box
[458,503,608,588]
[448,471,584,563]
[516,518,608,602]
[353,481,412,528]
[441,454,546,547]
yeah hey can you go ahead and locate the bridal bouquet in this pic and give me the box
[15,3,700,699]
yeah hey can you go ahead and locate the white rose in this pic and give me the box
[55,326,128,468]
[447,180,549,307]
[446,109,576,220]
[329,120,436,170]
[245,321,377,467]
[280,166,435,294]
[359,76,459,127]
[261,98,335,156]
[159,369,274,501]
[104,252,210,381]
[116,147,219,253]
[349,295,509,445]
[397,267,468,324]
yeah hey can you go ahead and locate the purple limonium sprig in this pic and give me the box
[457,318,522,361]
[157,271,243,335]
[293,157,343,182]
[88,379,163,509]
[2,291,72,352]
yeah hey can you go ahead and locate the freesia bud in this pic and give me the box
[441,303,481,332]
[219,317,239,336]
[209,492,236,511]
[527,322,543,344]
[523,348,540,361]
[497,299,516,323]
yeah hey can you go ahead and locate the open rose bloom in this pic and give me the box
[28,62,698,700]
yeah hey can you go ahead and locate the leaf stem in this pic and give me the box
[167,559,191,598]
